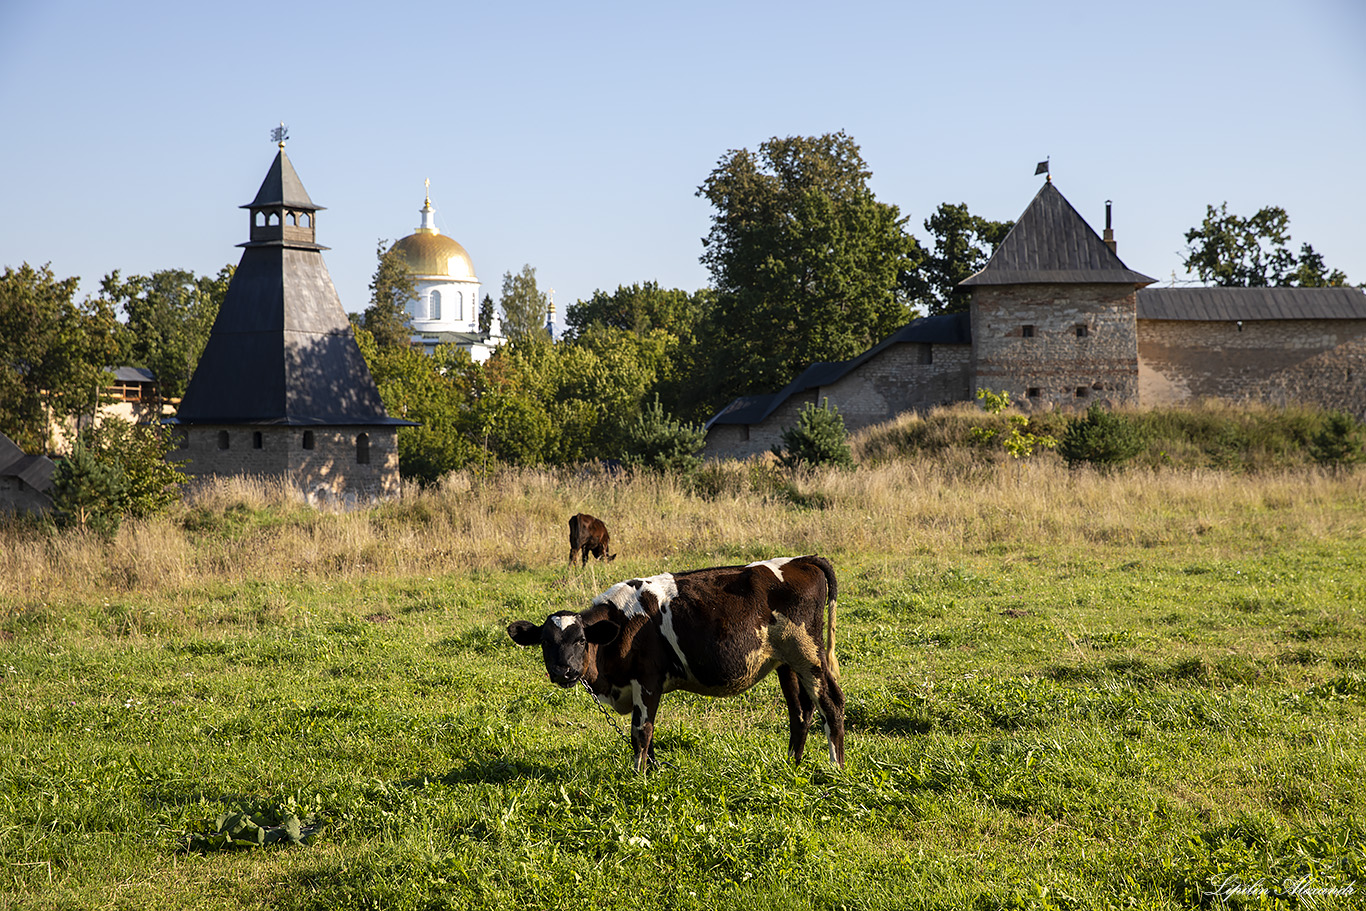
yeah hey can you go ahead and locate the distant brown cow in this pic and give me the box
[568,513,615,565]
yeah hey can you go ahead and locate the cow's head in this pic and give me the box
[507,611,621,687]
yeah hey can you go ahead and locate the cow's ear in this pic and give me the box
[507,620,542,646]
[584,619,621,645]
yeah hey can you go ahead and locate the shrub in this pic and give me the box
[1308,411,1365,470]
[774,399,854,470]
[1058,404,1145,469]
[621,396,706,475]
[49,418,185,536]
[50,437,129,536]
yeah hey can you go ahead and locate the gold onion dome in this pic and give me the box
[390,195,476,280]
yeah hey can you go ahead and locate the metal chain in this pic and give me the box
[578,678,671,770]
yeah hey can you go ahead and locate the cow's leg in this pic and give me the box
[817,667,846,768]
[778,665,816,764]
[568,544,580,564]
[629,680,661,773]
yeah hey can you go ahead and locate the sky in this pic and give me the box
[2,0,1363,327]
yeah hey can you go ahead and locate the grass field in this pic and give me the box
[2,457,1364,910]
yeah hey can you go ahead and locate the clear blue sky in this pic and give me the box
[3,0,1363,325]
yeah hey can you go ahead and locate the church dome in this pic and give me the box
[390,193,476,281]
[392,231,476,280]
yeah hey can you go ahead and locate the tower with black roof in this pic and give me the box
[172,136,410,501]
[961,179,1156,409]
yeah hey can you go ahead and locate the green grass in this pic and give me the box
[3,472,1365,909]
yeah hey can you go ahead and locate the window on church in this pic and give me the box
[302,430,315,450]
[430,290,441,321]
[356,433,370,465]
[217,431,230,450]
[287,212,297,226]
[1075,325,1089,338]
[1022,325,1035,338]
[1027,387,1041,399]
[1075,387,1089,398]
[253,431,263,450]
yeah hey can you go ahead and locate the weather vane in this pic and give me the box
[272,122,289,148]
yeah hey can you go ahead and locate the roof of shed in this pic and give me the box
[1138,286,1366,320]
[0,432,54,492]
[961,181,1155,287]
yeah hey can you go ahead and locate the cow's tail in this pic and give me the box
[810,555,840,681]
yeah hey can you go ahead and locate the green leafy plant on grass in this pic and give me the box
[186,803,319,852]
[971,388,1058,459]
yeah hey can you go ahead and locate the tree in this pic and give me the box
[1057,404,1144,469]
[1182,203,1352,287]
[901,203,1013,315]
[49,417,185,536]
[1,263,122,452]
[360,240,416,349]
[100,266,232,401]
[695,132,920,408]
[499,265,549,343]
[620,396,706,475]
[774,399,854,470]
[564,282,712,340]
[478,294,495,334]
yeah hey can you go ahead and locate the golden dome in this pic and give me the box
[391,230,476,281]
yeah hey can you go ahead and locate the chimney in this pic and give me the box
[1103,200,1116,253]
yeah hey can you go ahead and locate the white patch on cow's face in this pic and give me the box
[594,573,677,619]
[551,614,579,630]
[747,556,796,581]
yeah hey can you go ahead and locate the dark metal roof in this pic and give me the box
[707,313,970,428]
[1138,286,1366,321]
[177,154,404,428]
[111,366,155,383]
[961,181,1155,286]
[0,432,55,491]
[242,149,323,211]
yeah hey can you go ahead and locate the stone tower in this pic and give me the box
[172,141,410,501]
[961,180,1156,410]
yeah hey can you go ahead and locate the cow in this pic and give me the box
[507,555,845,772]
[568,513,615,565]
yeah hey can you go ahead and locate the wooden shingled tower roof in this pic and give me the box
[176,148,406,427]
[961,180,1155,287]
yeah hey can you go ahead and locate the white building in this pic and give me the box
[390,189,506,361]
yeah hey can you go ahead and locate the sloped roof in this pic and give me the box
[707,313,970,429]
[111,366,155,383]
[1138,286,1366,320]
[0,432,54,492]
[961,181,1155,286]
[177,154,405,427]
[243,149,322,211]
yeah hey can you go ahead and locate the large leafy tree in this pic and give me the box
[359,240,416,350]
[901,203,1013,315]
[499,265,550,343]
[695,132,920,408]
[101,265,232,400]
[1,263,121,451]
[1183,203,1351,287]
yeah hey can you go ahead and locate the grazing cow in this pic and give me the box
[568,513,615,565]
[508,555,845,772]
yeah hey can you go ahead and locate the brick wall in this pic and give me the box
[971,284,1140,410]
[1139,319,1366,415]
[172,425,401,498]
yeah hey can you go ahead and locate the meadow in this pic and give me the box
[2,449,1364,910]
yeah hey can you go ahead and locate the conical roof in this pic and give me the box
[176,153,405,427]
[960,181,1154,286]
[242,149,323,211]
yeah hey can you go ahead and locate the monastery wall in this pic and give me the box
[173,425,400,499]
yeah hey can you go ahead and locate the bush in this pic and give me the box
[621,396,706,475]
[1309,411,1366,469]
[774,399,854,470]
[1058,405,1145,469]
[49,418,185,536]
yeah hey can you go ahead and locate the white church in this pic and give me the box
[390,187,508,361]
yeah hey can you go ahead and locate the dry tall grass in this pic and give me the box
[3,459,1363,607]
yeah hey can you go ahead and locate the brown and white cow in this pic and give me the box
[568,513,615,565]
[508,555,845,772]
